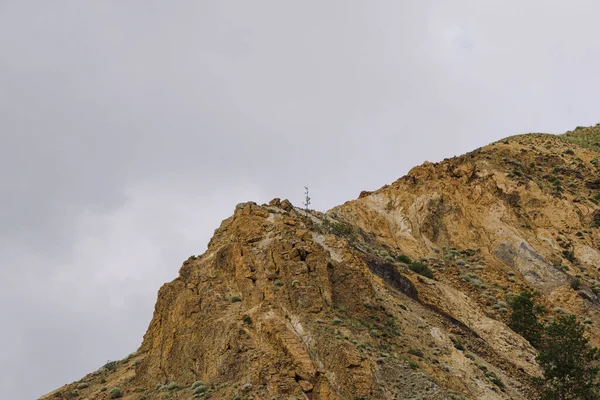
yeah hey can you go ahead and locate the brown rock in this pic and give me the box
[298,379,314,392]
[280,198,293,211]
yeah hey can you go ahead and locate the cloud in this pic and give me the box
[0,179,262,397]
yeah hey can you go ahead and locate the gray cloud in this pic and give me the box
[1,1,600,398]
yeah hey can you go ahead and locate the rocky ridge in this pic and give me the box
[42,126,600,400]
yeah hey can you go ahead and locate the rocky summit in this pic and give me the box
[42,126,600,400]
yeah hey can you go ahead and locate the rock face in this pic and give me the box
[42,130,600,400]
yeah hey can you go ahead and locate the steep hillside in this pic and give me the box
[561,123,600,153]
[42,129,600,400]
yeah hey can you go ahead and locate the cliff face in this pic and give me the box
[42,128,600,400]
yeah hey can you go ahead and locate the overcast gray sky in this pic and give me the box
[1,1,599,398]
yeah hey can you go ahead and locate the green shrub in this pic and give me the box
[396,254,412,264]
[191,381,205,390]
[408,348,424,358]
[194,384,206,395]
[322,218,356,238]
[488,374,505,388]
[102,360,117,372]
[570,278,582,290]
[449,335,465,351]
[165,382,180,390]
[409,262,434,279]
[109,387,122,399]
[563,249,577,263]
[242,315,252,325]
[230,296,242,303]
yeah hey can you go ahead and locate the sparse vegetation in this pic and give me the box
[485,371,505,388]
[322,217,356,239]
[409,262,434,279]
[102,360,117,372]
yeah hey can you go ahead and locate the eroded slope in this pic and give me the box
[42,132,600,400]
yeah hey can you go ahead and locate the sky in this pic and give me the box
[1,1,599,398]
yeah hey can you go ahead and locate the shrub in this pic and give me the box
[77,382,89,389]
[409,262,434,279]
[488,375,505,388]
[242,315,252,325]
[322,218,356,239]
[563,249,577,263]
[408,348,424,357]
[332,317,342,325]
[570,278,582,290]
[450,335,465,351]
[194,384,206,395]
[396,254,412,264]
[192,381,205,389]
[230,296,242,303]
[102,360,117,372]
[109,387,122,399]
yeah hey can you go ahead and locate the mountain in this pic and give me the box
[42,125,600,399]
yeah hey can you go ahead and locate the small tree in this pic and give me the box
[508,290,545,348]
[535,314,600,400]
[303,186,311,211]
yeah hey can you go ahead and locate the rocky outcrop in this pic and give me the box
[42,132,600,400]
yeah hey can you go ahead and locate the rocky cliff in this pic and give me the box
[42,126,600,400]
